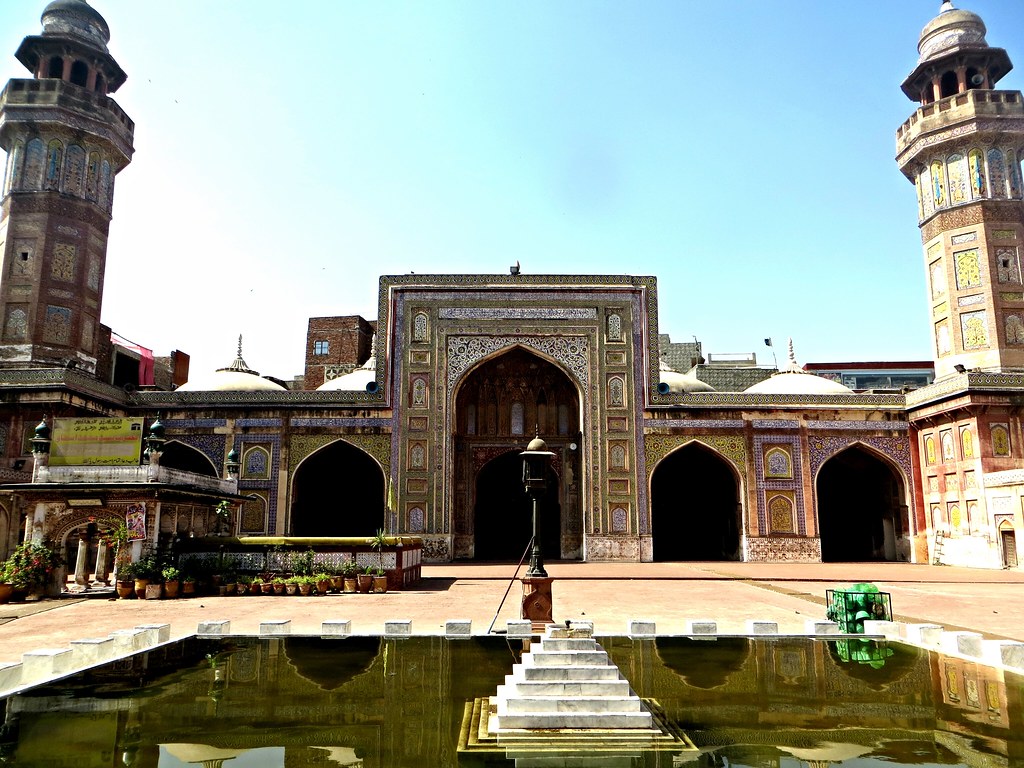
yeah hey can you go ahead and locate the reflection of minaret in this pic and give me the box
[0,0,134,373]
[897,2,1023,379]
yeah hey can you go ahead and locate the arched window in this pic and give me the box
[925,435,936,465]
[764,447,792,478]
[412,312,428,342]
[988,149,1007,198]
[968,149,986,198]
[510,402,524,435]
[608,376,624,407]
[242,446,270,479]
[45,140,63,189]
[1007,150,1022,198]
[69,60,88,87]
[768,495,794,533]
[947,153,968,204]
[940,71,959,98]
[47,56,62,78]
[930,160,946,207]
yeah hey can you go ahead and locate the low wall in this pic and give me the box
[177,536,423,589]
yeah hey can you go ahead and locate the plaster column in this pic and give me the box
[74,529,90,587]
[93,539,110,586]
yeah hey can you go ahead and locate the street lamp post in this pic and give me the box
[520,435,555,629]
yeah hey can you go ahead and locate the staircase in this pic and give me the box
[490,623,653,731]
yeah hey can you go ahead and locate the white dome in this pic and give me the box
[176,370,286,392]
[658,360,716,393]
[744,371,853,396]
[317,367,377,392]
[175,335,287,392]
[744,338,853,395]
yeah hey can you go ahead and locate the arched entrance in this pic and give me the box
[453,346,581,560]
[474,450,561,561]
[650,443,740,561]
[160,440,218,476]
[290,441,385,537]
[816,445,905,562]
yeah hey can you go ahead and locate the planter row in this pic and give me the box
[116,574,389,599]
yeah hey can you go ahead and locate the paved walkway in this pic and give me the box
[1,561,1022,665]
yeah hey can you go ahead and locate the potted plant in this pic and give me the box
[162,566,181,599]
[314,571,333,595]
[356,565,374,593]
[285,576,300,596]
[213,500,233,536]
[133,554,159,599]
[370,529,389,593]
[3,540,63,600]
[298,575,314,596]
[236,575,250,596]
[272,576,287,596]
[341,561,358,593]
[0,561,13,604]
[182,572,197,597]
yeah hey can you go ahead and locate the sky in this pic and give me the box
[3,0,1024,382]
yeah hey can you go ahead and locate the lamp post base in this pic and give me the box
[520,576,554,633]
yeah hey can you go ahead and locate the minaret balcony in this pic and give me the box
[896,88,1024,164]
[0,78,133,162]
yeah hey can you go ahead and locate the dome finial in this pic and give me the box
[940,0,955,12]
[237,334,243,359]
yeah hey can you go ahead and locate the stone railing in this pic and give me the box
[42,464,236,493]
[896,89,1024,153]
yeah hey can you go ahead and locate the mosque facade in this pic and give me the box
[0,1,1022,571]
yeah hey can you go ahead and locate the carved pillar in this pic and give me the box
[73,528,90,586]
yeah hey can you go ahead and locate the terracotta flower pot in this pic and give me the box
[316,579,332,595]
[343,577,357,594]
[356,574,373,593]
[372,575,388,593]
[261,582,274,594]
[163,580,180,599]
[144,583,163,600]
[134,578,150,600]
[298,582,313,596]
[285,582,298,596]
[0,583,13,604]
[182,581,196,596]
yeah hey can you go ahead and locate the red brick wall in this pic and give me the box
[303,315,375,390]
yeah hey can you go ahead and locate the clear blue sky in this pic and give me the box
[3,1,1024,381]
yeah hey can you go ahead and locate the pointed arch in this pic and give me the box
[815,442,909,562]
[650,440,742,561]
[290,438,386,537]
[160,439,219,476]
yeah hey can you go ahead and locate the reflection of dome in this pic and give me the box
[744,339,852,396]
[176,336,286,392]
[41,0,111,49]
[658,360,716,393]
[284,637,381,690]
[917,2,988,65]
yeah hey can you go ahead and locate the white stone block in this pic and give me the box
[109,629,148,654]
[197,620,230,636]
[804,620,840,635]
[445,620,472,637]
[384,620,412,637]
[862,620,900,638]
[0,662,22,693]
[903,623,943,647]
[982,640,1024,671]
[506,620,533,637]
[321,620,352,637]
[628,620,656,636]
[686,620,717,635]
[135,624,171,643]
[70,637,115,666]
[130,626,161,649]
[260,620,291,636]
[21,649,73,683]
[746,620,779,635]
[941,631,984,658]
[564,619,594,634]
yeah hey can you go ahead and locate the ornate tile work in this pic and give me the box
[644,434,746,477]
[235,433,280,532]
[808,435,913,486]
[754,435,804,536]
[806,421,909,431]
[752,420,799,429]
[746,536,821,563]
[236,418,281,428]
[611,506,628,532]
[422,535,451,562]
[169,433,226,475]
[958,294,985,307]
[439,307,597,320]
[164,419,227,428]
[446,335,590,391]
[290,434,391,474]
[647,419,745,429]
[951,231,978,245]
[290,418,390,428]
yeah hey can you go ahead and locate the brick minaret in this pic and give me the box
[896,1,1024,380]
[0,0,134,373]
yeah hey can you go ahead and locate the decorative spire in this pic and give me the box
[940,0,955,12]
[217,334,259,375]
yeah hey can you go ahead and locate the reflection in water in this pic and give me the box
[0,636,1020,767]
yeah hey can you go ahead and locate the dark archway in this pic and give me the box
[290,441,385,537]
[817,446,904,562]
[454,345,580,560]
[651,443,740,561]
[160,440,218,476]
[474,450,560,561]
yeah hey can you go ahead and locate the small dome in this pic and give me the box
[176,336,287,393]
[41,0,110,50]
[317,366,377,392]
[526,436,548,452]
[658,360,716,394]
[744,339,853,396]
[917,1,988,65]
